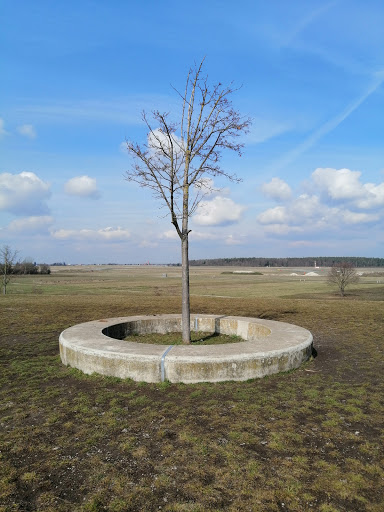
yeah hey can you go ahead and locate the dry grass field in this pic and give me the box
[1,265,383,511]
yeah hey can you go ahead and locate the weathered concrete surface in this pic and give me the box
[59,314,313,383]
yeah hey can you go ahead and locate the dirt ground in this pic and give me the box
[1,272,383,511]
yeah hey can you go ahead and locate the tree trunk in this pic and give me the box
[181,234,191,344]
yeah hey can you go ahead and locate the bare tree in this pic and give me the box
[328,262,359,297]
[0,245,18,295]
[125,59,251,343]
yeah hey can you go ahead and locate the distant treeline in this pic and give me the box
[189,257,384,268]
[1,261,51,275]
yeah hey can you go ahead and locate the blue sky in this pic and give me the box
[1,0,384,264]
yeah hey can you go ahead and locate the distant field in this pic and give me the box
[1,265,383,511]
[9,264,384,300]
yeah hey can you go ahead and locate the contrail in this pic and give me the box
[283,0,338,47]
[273,70,384,171]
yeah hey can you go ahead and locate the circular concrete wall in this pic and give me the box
[59,314,313,384]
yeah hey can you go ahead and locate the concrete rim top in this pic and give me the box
[59,314,313,359]
[59,314,313,383]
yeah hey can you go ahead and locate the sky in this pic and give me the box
[1,0,384,264]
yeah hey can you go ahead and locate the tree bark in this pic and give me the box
[181,234,191,344]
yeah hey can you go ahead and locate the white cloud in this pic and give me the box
[258,193,358,230]
[64,175,100,198]
[257,184,381,240]
[0,118,8,137]
[340,210,380,224]
[8,216,53,233]
[17,124,37,139]
[52,226,130,241]
[193,177,214,196]
[261,177,292,201]
[193,178,231,200]
[148,128,185,162]
[257,206,287,225]
[358,182,384,209]
[312,167,384,209]
[312,168,364,200]
[194,196,246,226]
[160,229,179,240]
[290,194,325,219]
[0,171,51,215]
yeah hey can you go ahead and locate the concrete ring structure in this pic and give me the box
[59,314,313,384]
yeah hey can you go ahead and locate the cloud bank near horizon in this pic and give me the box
[1,164,382,262]
[257,168,384,239]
